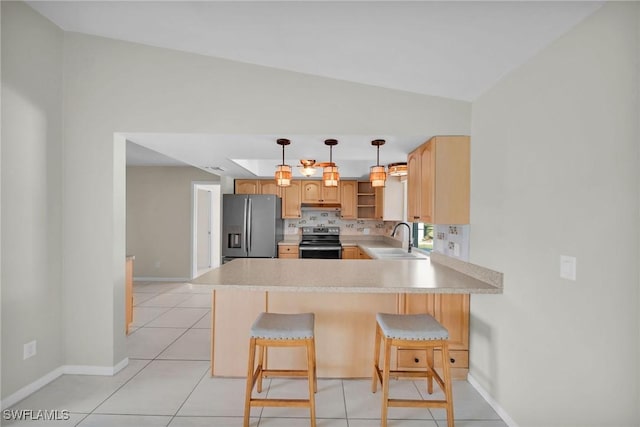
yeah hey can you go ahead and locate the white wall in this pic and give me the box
[1,1,64,399]
[469,3,639,426]
[126,166,220,279]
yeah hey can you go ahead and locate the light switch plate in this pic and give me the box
[560,255,576,281]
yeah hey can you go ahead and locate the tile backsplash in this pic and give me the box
[284,210,396,236]
[433,224,470,261]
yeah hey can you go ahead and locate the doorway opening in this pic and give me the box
[191,182,221,279]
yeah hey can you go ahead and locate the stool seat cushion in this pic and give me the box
[250,312,315,339]
[376,313,448,340]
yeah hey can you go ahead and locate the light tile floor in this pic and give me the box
[5,281,508,427]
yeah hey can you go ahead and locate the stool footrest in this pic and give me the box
[261,369,310,377]
[250,398,311,408]
[388,399,449,409]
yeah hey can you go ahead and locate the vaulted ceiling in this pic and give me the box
[27,1,602,176]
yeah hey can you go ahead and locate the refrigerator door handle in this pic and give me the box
[243,198,249,254]
[247,198,252,253]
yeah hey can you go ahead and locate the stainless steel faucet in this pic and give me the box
[391,222,413,253]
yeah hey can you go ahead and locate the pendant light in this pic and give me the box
[274,138,292,187]
[322,139,340,187]
[298,159,317,177]
[369,139,387,187]
[387,162,408,177]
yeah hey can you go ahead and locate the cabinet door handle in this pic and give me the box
[450,358,455,364]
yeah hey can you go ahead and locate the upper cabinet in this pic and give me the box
[356,181,382,220]
[281,180,302,219]
[301,180,340,203]
[259,180,282,196]
[407,136,470,224]
[340,181,357,219]
[235,179,260,194]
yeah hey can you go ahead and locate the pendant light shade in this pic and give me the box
[298,159,317,177]
[388,162,408,177]
[322,139,340,187]
[369,139,387,187]
[275,138,292,187]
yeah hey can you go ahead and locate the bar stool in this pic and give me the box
[243,312,317,427]
[371,313,454,427]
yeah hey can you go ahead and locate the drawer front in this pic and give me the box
[397,349,468,369]
[341,247,359,259]
[278,254,298,259]
[278,245,298,256]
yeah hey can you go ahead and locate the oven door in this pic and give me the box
[298,246,342,259]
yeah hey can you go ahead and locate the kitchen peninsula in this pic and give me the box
[193,253,502,379]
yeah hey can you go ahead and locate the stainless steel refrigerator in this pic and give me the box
[222,194,283,263]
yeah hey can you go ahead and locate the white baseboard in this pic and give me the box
[134,276,190,282]
[63,357,129,376]
[0,358,129,410]
[0,366,64,410]
[467,373,519,427]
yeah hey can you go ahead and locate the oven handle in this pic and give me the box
[299,246,343,251]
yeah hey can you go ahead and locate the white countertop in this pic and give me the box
[192,257,502,294]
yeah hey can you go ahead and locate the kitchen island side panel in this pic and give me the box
[266,292,398,378]
[211,290,267,376]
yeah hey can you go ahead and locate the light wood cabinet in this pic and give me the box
[340,181,357,219]
[399,293,469,379]
[341,246,359,259]
[357,181,382,220]
[358,248,372,259]
[374,187,384,220]
[259,180,282,196]
[125,256,134,334]
[278,244,299,258]
[281,180,302,218]
[235,179,260,194]
[301,180,340,203]
[406,136,470,224]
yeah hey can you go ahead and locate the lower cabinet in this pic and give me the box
[358,248,372,259]
[341,246,358,259]
[397,293,470,379]
[278,244,299,258]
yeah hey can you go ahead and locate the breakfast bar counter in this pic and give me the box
[192,253,502,294]
[193,254,502,379]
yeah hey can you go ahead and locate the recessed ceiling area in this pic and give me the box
[124,133,426,179]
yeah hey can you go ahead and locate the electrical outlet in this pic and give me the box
[560,255,577,281]
[23,340,37,360]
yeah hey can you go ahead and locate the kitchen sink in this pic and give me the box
[367,247,428,260]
